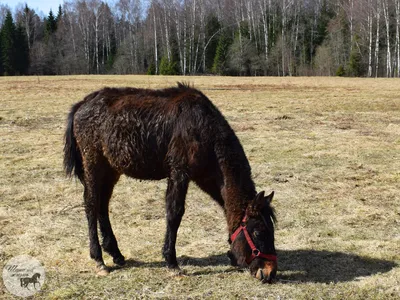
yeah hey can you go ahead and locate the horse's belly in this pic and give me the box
[104,141,168,180]
[124,167,167,180]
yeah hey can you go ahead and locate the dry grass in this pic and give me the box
[0,75,399,299]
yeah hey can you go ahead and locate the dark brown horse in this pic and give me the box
[64,83,277,283]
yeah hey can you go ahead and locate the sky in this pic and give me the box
[1,0,64,15]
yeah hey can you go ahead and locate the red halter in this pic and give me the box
[230,215,277,265]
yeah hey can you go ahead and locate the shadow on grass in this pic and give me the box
[116,249,397,283]
[277,249,397,283]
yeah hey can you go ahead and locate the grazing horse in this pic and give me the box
[64,83,277,283]
[20,273,41,289]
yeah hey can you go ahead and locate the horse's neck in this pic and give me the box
[219,162,256,234]
[214,125,256,233]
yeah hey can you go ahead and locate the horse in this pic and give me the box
[64,83,277,283]
[20,273,41,289]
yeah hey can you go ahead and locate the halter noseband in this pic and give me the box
[230,214,277,265]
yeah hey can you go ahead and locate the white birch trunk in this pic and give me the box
[163,1,171,62]
[382,0,392,77]
[183,8,187,75]
[95,16,99,74]
[153,6,158,74]
[92,2,102,75]
[66,11,77,62]
[190,0,196,74]
[368,0,373,77]
[293,1,300,76]
[78,11,90,73]
[102,17,105,66]
[395,0,400,77]
[193,2,204,73]
[374,0,381,78]
[259,0,269,64]
[174,8,183,74]
[282,0,286,76]
[350,0,354,51]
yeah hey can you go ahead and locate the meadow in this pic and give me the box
[0,75,399,299]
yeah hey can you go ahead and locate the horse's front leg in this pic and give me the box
[162,170,189,269]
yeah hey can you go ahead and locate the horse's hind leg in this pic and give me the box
[82,158,115,275]
[98,170,125,266]
[162,169,189,270]
[83,179,107,275]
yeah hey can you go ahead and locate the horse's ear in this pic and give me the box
[264,191,274,205]
[248,191,265,212]
[255,191,265,204]
[248,191,268,215]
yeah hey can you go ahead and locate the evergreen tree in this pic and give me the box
[15,24,29,75]
[0,11,16,75]
[45,10,57,40]
[105,32,117,73]
[212,30,232,75]
[205,15,220,72]
[147,62,156,75]
[159,55,179,75]
[56,5,62,24]
[347,35,363,77]
[42,10,58,74]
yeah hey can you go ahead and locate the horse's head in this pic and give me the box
[228,191,277,283]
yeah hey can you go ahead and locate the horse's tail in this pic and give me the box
[63,101,85,183]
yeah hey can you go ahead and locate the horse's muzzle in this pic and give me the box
[256,268,276,283]
[254,260,277,284]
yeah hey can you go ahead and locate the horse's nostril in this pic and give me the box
[256,269,265,281]
[265,274,272,284]
[265,270,277,284]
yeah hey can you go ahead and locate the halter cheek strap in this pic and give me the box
[230,215,277,265]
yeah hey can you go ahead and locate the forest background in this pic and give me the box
[1,0,400,77]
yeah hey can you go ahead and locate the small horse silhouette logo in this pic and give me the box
[20,273,41,289]
[3,255,45,297]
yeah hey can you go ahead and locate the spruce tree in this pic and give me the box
[56,5,63,24]
[159,55,179,75]
[45,10,57,40]
[15,24,29,75]
[212,30,232,75]
[205,15,221,72]
[0,11,16,75]
[347,35,363,77]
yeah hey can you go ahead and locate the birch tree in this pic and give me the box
[395,0,400,77]
[374,0,381,77]
[76,1,92,73]
[382,0,391,77]
[367,0,373,77]
[116,0,141,73]
[88,0,102,74]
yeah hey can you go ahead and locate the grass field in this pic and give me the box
[0,75,399,299]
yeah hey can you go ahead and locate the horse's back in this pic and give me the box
[73,84,222,180]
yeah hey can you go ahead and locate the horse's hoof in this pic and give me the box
[113,256,126,267]
[95,264,110,276]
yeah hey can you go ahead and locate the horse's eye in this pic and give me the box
[253,231,260,238]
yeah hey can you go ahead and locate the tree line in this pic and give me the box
[1,0,400,77]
